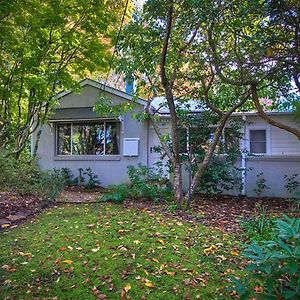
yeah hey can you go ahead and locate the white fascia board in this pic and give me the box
[54,78,147,106]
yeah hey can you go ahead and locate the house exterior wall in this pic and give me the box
[33,84,149,187]
[243,115,300,198]
[245,156,300,198]
[35,81,300,199]
[149,114,300,198]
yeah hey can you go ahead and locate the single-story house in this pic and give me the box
[32,78,300,198]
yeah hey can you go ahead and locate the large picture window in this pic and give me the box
[57,121,120,155]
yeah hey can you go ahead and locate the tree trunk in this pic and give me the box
[173,162,183,206]
[183,117,228,206]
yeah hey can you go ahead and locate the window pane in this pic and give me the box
[250,142,266,153]
[72,123,105,155]
[57,124,71,155]
[105,122,120,155]
[250,130,266,142]
[250,130,266,153]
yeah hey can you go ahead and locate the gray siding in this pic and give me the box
[34,84,149,187]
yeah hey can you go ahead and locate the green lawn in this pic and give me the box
[0,203,244,299]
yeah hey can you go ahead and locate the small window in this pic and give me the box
[250,129,266,154]
[56,121,120,156]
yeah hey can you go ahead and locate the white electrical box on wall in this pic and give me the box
[123,138,139,156]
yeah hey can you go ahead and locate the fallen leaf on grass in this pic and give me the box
[145,281,155,288]
[121,284,131,299]
[18,252,32,257]
[91,247,100,253]
[165,270,176,276]
[1,224,10,228]
[62,259,74,264]
[1,265,17,272]
[230,250,239,256]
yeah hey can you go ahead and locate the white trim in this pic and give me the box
[246,125,271,155]
[56,120,121,156]
[54,78,147,106]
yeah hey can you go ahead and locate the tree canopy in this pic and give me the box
[116,0,300,205]
[0,0,132,156]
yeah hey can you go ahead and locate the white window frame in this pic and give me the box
[246,126,271,155]
[56,120,120,156]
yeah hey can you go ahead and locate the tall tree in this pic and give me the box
[0,0,132,156]
[118,0,299,206]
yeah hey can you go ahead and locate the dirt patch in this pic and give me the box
[57,186,105,203]
[0,191,47,229]
[124,195,300,233]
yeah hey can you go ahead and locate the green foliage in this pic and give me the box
[34,169,66,202]
[102,184,129,204]
[284,173,299,195]
[83,167,100,189]
[0,152,65,202]
[127,164,172,202]
[231,216,300,299]
[75,168,86,186]
[0,0,130,154]
[57,168,75,186]
[240,206,275,241]
[198,158,242,195]
[102,164,172,204]
[253,172,270,197]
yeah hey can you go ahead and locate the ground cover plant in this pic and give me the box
[230,216,300,299]
[0,203,245,299]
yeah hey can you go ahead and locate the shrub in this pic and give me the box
[230,216,300,299]
[240,206,275,241]
[102,184,129,204]
[253,172,270,197]
[284,173,299,196]
[0,152,65,202]
[127,164,172,202]
[34,170,66,202]
[102,164,172,204]
[83,167,100,189]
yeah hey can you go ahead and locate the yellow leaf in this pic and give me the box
[143,269,149,276]
[231,251,239,256]
[1,224,10,228]
[165,270,176,276]
[151,258,159,263]
[157,239,165,245]
[124,284,131,292]
[91,247,100,253]
[145,281,155,288]
[133,240,140,244]
[62,260,74,265]
[18,252,32,257]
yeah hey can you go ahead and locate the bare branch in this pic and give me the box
[251,85,300,140]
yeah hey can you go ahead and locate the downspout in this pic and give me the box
[146,118,150,168]
[241,115,247,195]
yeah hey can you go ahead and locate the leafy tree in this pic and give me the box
[0,0,132,157]
[116,0,299,206]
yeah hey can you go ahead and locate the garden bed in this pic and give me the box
[125,194,300,233]
[0,192,46,229]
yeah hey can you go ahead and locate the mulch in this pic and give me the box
[0,192,46,229]
[125,194,300,233]
[1,189,299,233]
